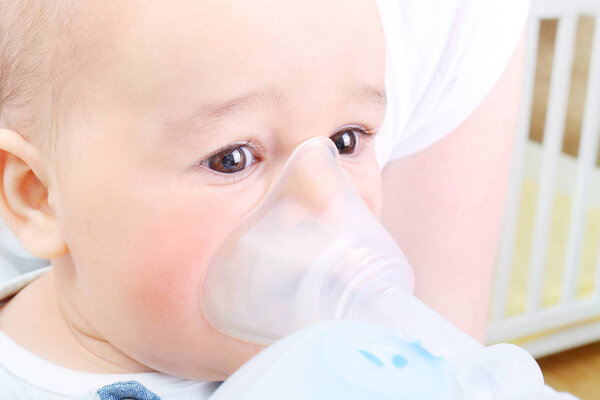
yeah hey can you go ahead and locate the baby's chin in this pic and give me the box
[134,331,266,381]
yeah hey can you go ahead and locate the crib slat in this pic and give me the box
[596,240,600,298]
[526,16,578,313]
[492,20,541,321]
[531,0,600,19]
[563,17,600,302]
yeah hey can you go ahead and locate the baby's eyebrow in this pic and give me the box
[159,85,386,144]
[202,87,286,123]
[201,85,386,122]
[349,85,387,109]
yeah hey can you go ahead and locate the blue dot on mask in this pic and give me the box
[392,354,408,368]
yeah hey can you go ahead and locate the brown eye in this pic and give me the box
[207,146,254,173]
[330,130,358,155]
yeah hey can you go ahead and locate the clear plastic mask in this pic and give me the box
[201,136,544,399]
[201,136,414,344]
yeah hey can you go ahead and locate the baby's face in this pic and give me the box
[49,0,385,380]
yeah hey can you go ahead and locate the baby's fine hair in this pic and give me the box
[0,1,115,151]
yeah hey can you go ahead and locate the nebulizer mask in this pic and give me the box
[203,137,548,399]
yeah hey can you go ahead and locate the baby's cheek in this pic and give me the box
[119,195,239,324]
[109,196,259,375]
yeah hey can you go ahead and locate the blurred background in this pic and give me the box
[487,2,600,398]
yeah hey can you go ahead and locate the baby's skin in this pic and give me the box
[0,0,386,381]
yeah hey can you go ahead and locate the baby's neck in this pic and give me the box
[0,268,152,374]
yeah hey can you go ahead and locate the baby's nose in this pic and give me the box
[279,137,345,216]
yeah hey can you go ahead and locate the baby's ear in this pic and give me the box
[0,129,67,259]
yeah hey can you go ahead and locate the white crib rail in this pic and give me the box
[527,14,578,313]
[488,1,600,357]
[492,20,541,321]
[596,239,600,298]
[562,11,600,303]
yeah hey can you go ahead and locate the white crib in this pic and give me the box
[487,0,600,357]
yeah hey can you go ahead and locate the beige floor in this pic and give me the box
[538,341,600,400]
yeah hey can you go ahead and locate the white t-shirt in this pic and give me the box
[374,0,529,166]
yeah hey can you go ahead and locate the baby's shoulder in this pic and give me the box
[0,267,49,305]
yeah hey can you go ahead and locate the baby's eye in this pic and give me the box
[330,129,360,155]
[206,145,256,174]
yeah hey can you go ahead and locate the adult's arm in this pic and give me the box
[380,32,526,342]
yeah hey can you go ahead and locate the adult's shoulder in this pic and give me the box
[374,0,530,166]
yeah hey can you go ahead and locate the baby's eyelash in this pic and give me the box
[355,126,378,138]
[200,140,261,163]
[193,139,263,183]
[340,125,378,139]
[340,125,379,155]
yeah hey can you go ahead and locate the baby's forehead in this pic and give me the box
[1,0,384,152]
[97,1,384,119]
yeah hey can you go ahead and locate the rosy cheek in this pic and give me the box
[117,193,244,318]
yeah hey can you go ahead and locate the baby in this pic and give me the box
[0,0,386,396]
